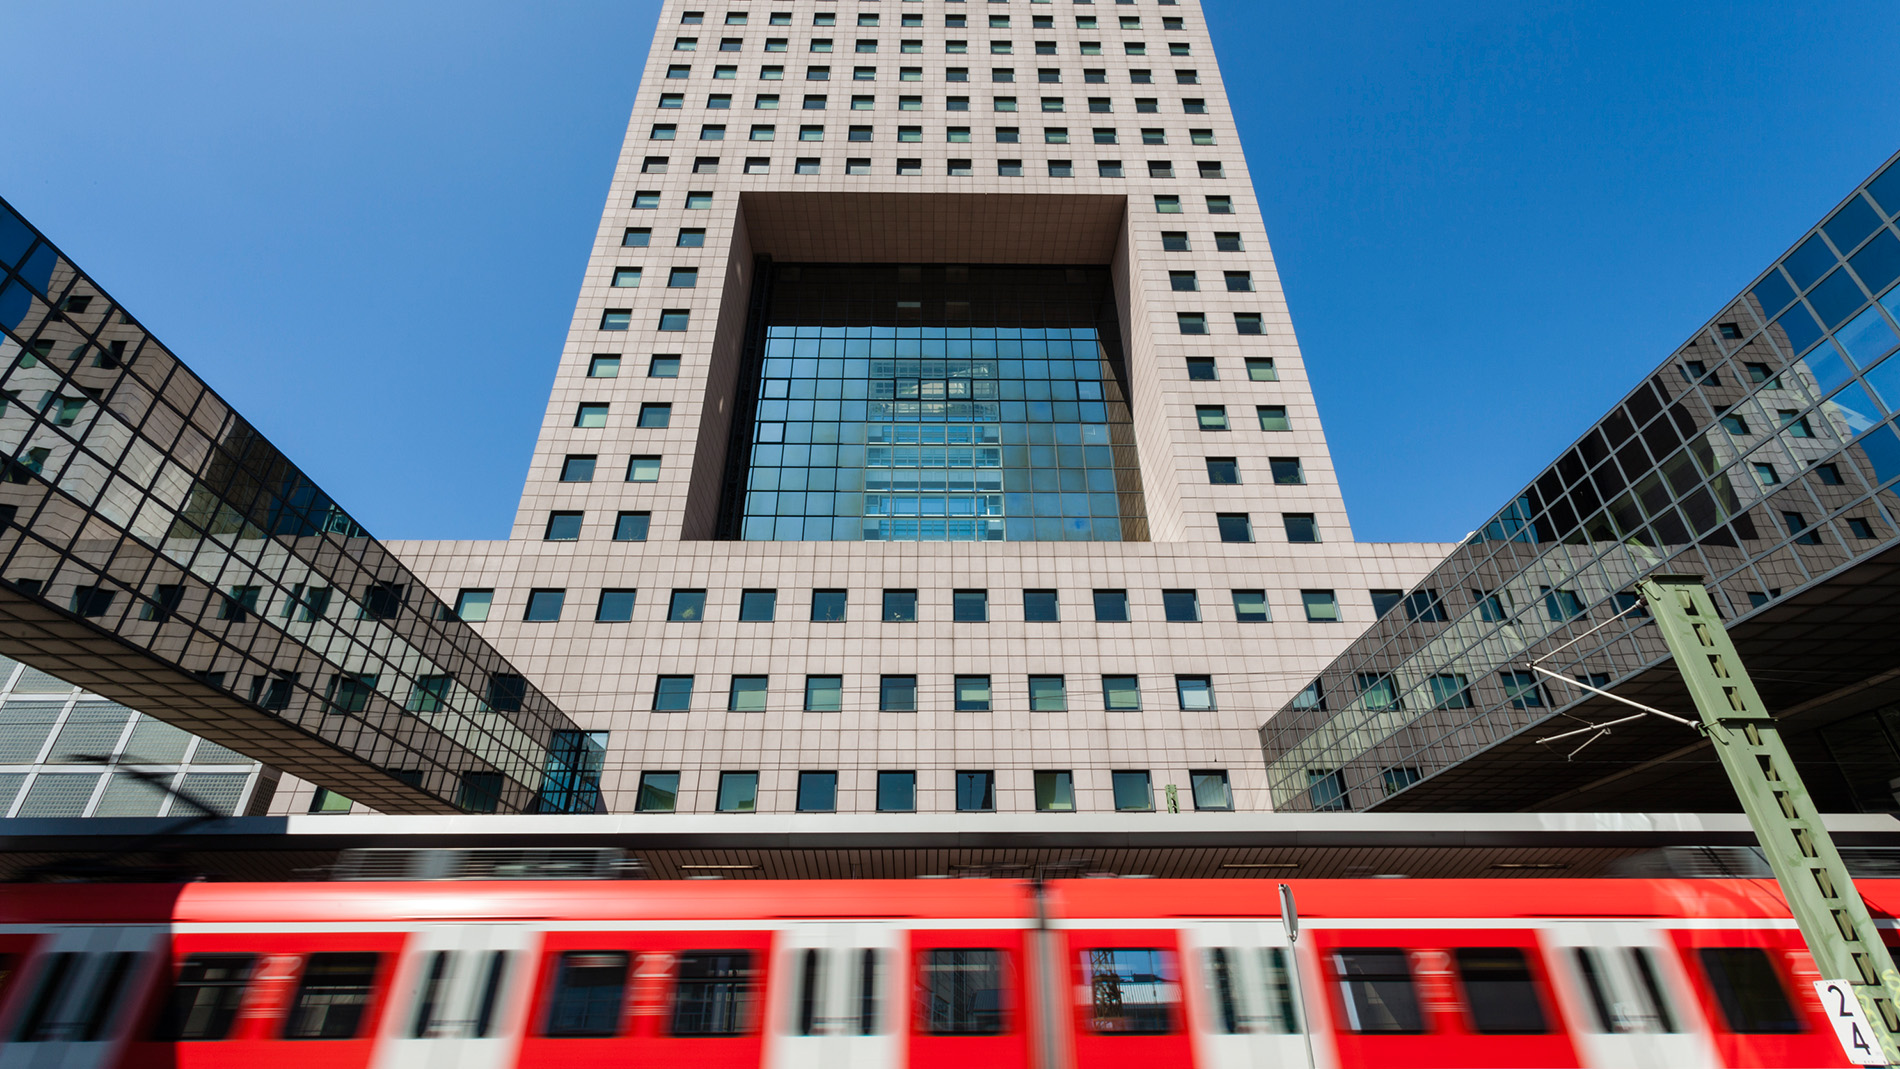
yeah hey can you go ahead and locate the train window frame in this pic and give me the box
[918,947,1008,1035]
[545,951,631,1038]
[793,948,824,1036]
[1332,948,1425,1034]
[1203,946,1299,1035]
[670,950,756,1036]
[472,951,511,1038]
[1572,946,1678,1034]
[1453,947,1550,1035]
[410,951,452,1038]
[155,953,257,1041]
[1697,947,1805,1035]
[1081,947,1176,1034]
[283,952,382,1040]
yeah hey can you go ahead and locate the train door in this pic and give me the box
[1541,921,1717,1069]
[0,924,163,1069]
[1176,920,1319,1069]
[905,926,1037,1069]
[1059,924,1199,1069]
[369,923,540,1069]
[765,922,900,1069]
[1666,926,1854,1069]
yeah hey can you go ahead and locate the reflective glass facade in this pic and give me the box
[722,264,1147,541]
[1262,152,1900,812]
[0,197,584,814]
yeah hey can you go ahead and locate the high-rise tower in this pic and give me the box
[280,0,1449,817]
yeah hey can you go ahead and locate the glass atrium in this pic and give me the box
[723,264,1147,541]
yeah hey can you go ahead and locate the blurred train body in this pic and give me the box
[0,877,1885,1067]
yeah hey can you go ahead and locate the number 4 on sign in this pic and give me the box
[1814,980,1888,1065]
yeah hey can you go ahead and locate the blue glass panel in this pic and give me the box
[1750,269,1795,317]
[1864,354,1900,412]
[18,243,56,294]
[1775,303,1823,356]
[1823,194,1883,253]
[1853,423,1900,485]
[1871,162,1900,218]
[0,280,29,332]
[1783,234,1838,290]
[1823,383,1881,436]
[1836,306,1900,366]
[1849,230,1900,297]
[0,207,33,269]
[1808,268,1867,329]
[1799,341,1854,393]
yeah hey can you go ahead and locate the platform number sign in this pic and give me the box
[1814,980,1887,1065]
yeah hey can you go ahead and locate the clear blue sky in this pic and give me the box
[1,2,1895,542]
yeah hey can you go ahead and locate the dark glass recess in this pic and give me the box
[719,263,1146,541]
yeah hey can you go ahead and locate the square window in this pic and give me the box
[596,589,637,623]
[1233,313,1263,335]
[623,227,651,247]
[847,158,871,174]
[1244,357,1276,381]
[1176,69,1199,84]
[1034,770,1075,812]
[953,589,989,621]
[658,309,691,331]
[560,455,596,482]
[667,267,698,288]
[1023,589,1060,621]
[898,125,922,141]
[757,93,782,108]
[643,155,671,173]
[880,674,917,711]
[678,228,707,246]
[1038,65,1059,79]
[652,122,679,139]
[1093,589,1129,622]
[715,64,738,78]
[947,67,969,81]
[653,676,695,711]
[1190,770,1231,810]
[627,455,662,482]
[1177,312,1206,334]
[698,125,725,141]
[706,94,732,110]
[852,94,875,109]
[638,403,673,428]
[1045,126,1068,143]
[524,588,566,622]
[811,589,848,621]
[882,589,917,621]
[593,353,624,377]
[951,675,992,712]
[997,159,1023,176]
[1223,270,1252,292]
[1204,457,1238,484]
[795,157,821,173]
[668,64,692,78]
[1195,405,1227,430]
[1185,356,1216,379]
[1041,96,1064,112]
[739,589,777,621]
[636,772,680,812]
[1214,231,1243,251]
[876,770,916,812]
[956,771,996,811]
[1155,194,1182,214]
[1257,404,1289,430]
[613,512,650,541]
[1103,675,1141,711]
[805,675,843,712]
[649,355,681,377]
[1048,159,1072,177]
[1112,770,1152,811]
[1169,270,1197,291]
[1162,589,1200,622]
[1282,513,1318,542]
[948,126,972,142]
[1270,457,1305,484]
[1161,231,1190,251]
[1094,127,1117,144]
[454,589,493,622]
[1217,513,1252,542]
[1148,160,1174,178]
[800,124,824,140]
[1301,589,1339,622]
[599,310,632,331]
[948,95,970,110]
[797,771,838,812]
[575,403,610,428]
[668,589,707,622]
[1084,68,1106,83]
[750,124,776,139]
[693,156,721,174]
[1028,675,1067,711]
[901,67,924,81]
[728,676,769,712]
[855,66,876,80]
[849,124,873,140]
[804,93,828,108]
[1176,674,1214,709]
[1097,160,1123,177]
[896,158,922,174]
[715,772,758,813]
[1232,589,1269,622]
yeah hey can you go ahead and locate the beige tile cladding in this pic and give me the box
[286,0,1459,815]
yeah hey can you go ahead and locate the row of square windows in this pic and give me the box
[592,303,1259,331]
[652,121,1220,140]
[617,226,1248,250]
[573,351,1273,377]
[537,507,1316,543]
[631,770,1233,817]
[672,38,1202,59]
[678,11,1188,29]
[634,157,1222,178]
[605,672,1221,713]
[454,585,1350,623]
[658,64,1207,89]
[606,265,1251,292]
[560,401,1296,430]
[656,90,1209,115]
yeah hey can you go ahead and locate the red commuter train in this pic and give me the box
[0,876,1884,1068]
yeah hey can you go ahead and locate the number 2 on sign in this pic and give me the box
[1814,980,1888,1066]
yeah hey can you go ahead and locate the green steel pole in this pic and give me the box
[1639,575,1900,1064]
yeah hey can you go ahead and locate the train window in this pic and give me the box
[1572,947,1678,1033]
[1261,949,1299,1032]
[411,952,451,1037]
[795,949,823,1035]
[284,952,382,1040]
[12,952,78,1041]
[671,951,755,1035]
[472,951,511,1038]
[546,952,630,1037]
[920,948,1006,1035]
[858,948,882,1035]
[156,954,257,1040]
[1083,948,1174,1034]
[1207,949,1242,1033]
[1205,948,1299,1034]
[1332,950,1424,1033]
[1698,947,1804,1034]
[78,952,141,1041]
[1455,948,1548,1034]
